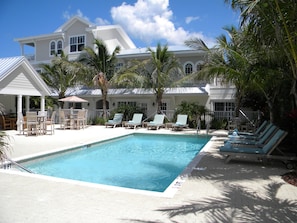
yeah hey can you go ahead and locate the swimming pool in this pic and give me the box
[21,133,210,193]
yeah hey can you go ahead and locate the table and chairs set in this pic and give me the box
[21,111,56,136]
[59,109,88,130]
[18,109,87,136]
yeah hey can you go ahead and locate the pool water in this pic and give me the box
[22,133,210,192]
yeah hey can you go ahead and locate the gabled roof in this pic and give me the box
[54,16,95,33]
[0,56,51,96]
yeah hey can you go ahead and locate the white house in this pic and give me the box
[12,16,237,123]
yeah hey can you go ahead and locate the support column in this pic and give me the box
[16,95,23,133]
[40,95,45,112]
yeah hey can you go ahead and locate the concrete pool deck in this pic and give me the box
[1,125,297,222]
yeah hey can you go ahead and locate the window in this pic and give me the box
[117,101,137,107]
[70,35,85,53]
[160,102,167,111]
[50,41,56,55]
[57,40,63,55]
[115,62,124,72]
[49,40,63,56]
[184,63,193,75]
[214,102,235,111]
[69,103,82,109]
[214,102,225,111]
[196,62,204,72]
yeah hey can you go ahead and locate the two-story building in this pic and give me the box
[12,16,237,122]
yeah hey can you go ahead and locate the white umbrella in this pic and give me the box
[58,96,88,103]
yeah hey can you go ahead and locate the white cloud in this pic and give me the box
[63,9,90,22]
[95,17,110,26]
[110,0,214,47]
[185,16,199,24]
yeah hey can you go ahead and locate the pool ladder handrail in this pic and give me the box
[3,156,34,174]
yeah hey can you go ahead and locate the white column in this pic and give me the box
[40,95,45,112]
[16,95,23,133]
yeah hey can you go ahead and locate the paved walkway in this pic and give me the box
[0,126,296,222]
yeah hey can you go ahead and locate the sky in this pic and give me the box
[0,0,240,58]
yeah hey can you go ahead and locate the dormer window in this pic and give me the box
[70,35,85,53]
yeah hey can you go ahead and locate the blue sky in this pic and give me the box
[0,0,239,58]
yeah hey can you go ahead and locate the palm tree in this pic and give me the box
[79,39,120,119]
[40,51,84,108]
[225,0,297,109]
[147,44,181,113]
[113,43,181,115]
[185,27,254,117]
[0,104,10,162]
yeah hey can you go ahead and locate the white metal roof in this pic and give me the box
[54,86,208,97]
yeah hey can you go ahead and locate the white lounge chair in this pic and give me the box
[147,114,165,130]
[125,113,143,129]
[105,113,123,128]
[172,114,188,131]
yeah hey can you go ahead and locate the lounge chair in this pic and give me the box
[220,129,297,167]
[105,113,123,128]
[172,114,188,131]
[229,120,269,138]
[147,114,165,130]
[125,113,143,129]
[226,124,277,146]
[229,122,273,141]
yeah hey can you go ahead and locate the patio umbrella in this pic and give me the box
[58,95,88,103]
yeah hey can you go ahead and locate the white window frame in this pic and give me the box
[57,39,63,55]
[184,62,194,75]
[195,61,204,72]
[69,35,86,53]
[49,41,56,56]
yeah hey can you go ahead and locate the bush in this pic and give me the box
[90,117,106,125]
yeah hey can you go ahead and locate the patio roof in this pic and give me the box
[0,56,51,96]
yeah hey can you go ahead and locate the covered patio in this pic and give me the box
[0,56,51,131]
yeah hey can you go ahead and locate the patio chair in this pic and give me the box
[219,129,297,167]
[0,115,12,130]
[125,113,143,129]
[25,111,40,136]
[172,114,188,131]
[74,110,86,130]
[45,111,56,134]
[59,110,71,129]
[105,113,123,128]
[147,114,165,130]
[16,112,26,134]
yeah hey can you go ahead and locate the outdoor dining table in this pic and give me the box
[37,115,47,134]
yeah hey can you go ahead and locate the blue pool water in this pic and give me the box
[23,133,210,192]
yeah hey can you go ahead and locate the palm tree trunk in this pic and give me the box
[101,89,107,119]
